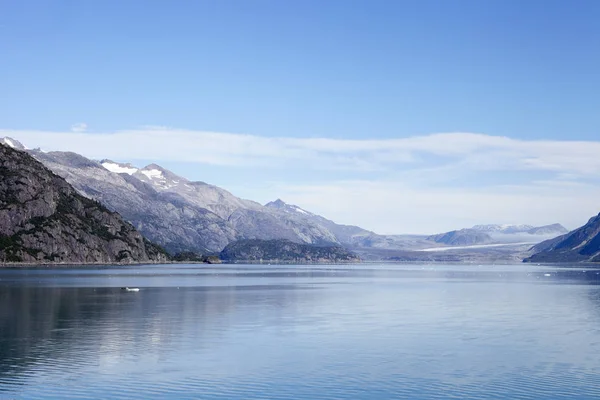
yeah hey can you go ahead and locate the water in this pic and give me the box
[1,264,600,399]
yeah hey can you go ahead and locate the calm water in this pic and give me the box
[1,264,600,399]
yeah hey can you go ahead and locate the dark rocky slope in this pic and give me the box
[220,239,360,263]
[524,213,600,263]
[0,143,168,263]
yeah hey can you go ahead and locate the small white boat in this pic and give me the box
[121,287,140,292]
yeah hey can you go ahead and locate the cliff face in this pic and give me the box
[220,239,360,263]
[0,144,168,263]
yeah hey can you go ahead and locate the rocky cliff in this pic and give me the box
[0,143,168,263]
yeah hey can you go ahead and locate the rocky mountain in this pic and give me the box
[524,213,600,263]
[0,137,375,254]
[0,142,168,263]
[472,223,568,235]
[427,229,493,246]
[220,239,360,263]
[0,136,571,262]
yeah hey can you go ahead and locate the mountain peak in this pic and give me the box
[265,199,313,216]
[265,199,287,208]
[142,163,166,171]
[133,163,187,189]
[1,137,26,151]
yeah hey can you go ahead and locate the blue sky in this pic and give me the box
[2,1,600,233]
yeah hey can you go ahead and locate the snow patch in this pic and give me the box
[294,206,309,215]
[2,138,15,148]
[102,162,138,175]
[141,169,163,180]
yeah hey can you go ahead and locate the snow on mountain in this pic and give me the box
[132,164,183,190]
[471,224,534,233]
[100,160,139,175]
[472,223,568,236]
[1,137,26,150]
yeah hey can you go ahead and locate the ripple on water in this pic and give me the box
[1,265,600,399]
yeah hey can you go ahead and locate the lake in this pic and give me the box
[1,264,600,399]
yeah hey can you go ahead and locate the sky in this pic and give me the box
[1,0,600,234]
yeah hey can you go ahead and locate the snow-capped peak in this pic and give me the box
[101,159,139,175]
[1,137,27,150]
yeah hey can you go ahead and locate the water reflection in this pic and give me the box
[0,265,599,399]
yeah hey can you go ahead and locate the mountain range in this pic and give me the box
[1,136,573,262]
[2,137,374,255]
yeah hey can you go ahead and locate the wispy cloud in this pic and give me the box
[70,123,88,133]
[2,126,599,233]
[3,127,600,176]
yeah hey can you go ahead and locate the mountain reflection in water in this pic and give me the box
[0,264,600,399]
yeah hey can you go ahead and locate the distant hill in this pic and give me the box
[524,214,600,263]
[427,229,493,246]
[427,223,569,247]
[0,142,168,263]
[220,239,360,263]
[472,223,568,236]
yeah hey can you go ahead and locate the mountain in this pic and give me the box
[1,137,26,151]
[0,143,168,263]
[524,214,600,263]
[31,150,237,254]
[472,223,568,235]
[427,229,493,246]
[1,137,374,254]
[426,223,569,248]
[472,224,534,234]
[264,199,375,244]
[526,223,569,235]
[220,239,360,263]
[1,136,570,262]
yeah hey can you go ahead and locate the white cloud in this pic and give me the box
[70,123,88,133]
[2,126,600,233]
[2,127,600,176]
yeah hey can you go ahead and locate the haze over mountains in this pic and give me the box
[0,136,575,262]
